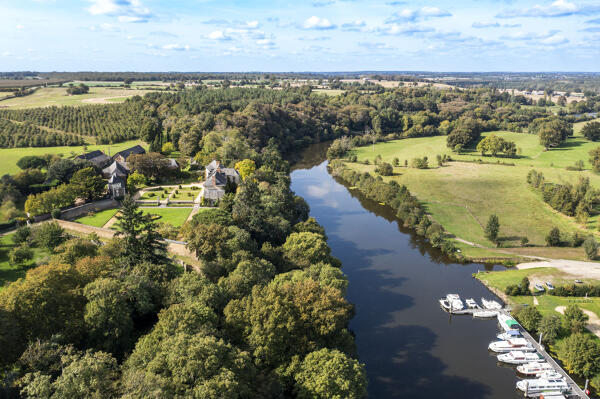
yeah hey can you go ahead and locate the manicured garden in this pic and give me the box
[141,207,193,227]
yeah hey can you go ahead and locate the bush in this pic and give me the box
[9,244,33,265]
[51,208,62,219]
[410,157,428,169]
[515,306,542,332]
[545,227,561,247]
[375,162,393,176]
[505,277,531,296]
[33,221,66,251]
[584,237,599,260]
[12,225,31,245]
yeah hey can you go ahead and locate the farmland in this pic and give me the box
[0,86,156,109]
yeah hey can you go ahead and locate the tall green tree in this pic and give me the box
[114,196,168,267]
[484,214,500,243]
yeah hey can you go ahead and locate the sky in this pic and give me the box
[1,0,600,72]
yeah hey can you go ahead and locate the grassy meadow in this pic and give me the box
[0,86,155,109]
[0,139,147,174]
[347,127,600,256]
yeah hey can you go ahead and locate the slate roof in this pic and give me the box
[112,145,146,161]
[204,169,228,187]
[76,150,104,160]
[102,160,129,177]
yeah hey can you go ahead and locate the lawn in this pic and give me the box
[140,190,167,200]
[0,86,156,109]
[0,233,51,290]
[0,140,147,175]
[346,129,600,251]
[75,208,119,228]
[142,207,193,227]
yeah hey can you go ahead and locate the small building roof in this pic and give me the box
[113,145,146,161]
[204,169,228,187]
[103,160,129,177]
[76,150,105,161]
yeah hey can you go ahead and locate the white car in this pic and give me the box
[545,282,555,290]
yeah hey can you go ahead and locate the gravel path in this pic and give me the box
[516,259,600,279]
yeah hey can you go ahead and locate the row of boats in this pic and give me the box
[439,294,571,397]
[439,294,502,317]
[493,314,570,395]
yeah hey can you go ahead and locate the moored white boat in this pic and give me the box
[497,330,521,340]
[516,362,554,376]
[481,297,502,310]
[465,298,480,309]
[516,378,569,394]
[498,351,544,364]
[488,338,535,353]
[497,313,520,332]
[439,294,464,312]
[473,310,498,318]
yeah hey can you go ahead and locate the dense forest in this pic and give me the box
[2,84,600,149]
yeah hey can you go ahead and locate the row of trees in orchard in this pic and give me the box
[0,118,84,148]
[0,98,161,147]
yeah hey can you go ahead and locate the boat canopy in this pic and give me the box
[504,319,519,328]
[506,329,520,336]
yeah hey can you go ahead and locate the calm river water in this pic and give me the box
[290,147,521,399]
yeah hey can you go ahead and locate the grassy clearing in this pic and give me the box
[313,89,345,96]
[75,208,119,228]
[0,87,156,109]
[171,189,199,200]
[142,207,192,227]
[0,233,51,290]
[0,139,146,174]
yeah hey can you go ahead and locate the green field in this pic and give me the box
[0,233,51,290]
[142,207,193,227]
[476,268,600,319]
[0,86,155,109]
[0,140,147,174]
[347,129,600,253]
[75,208,119,228]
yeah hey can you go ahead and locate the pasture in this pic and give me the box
[0,139,147,174]
[347,128,600,254]
[0,86,155,109]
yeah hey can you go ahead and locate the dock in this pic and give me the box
[441,303,591,398]
[502,309,591,399]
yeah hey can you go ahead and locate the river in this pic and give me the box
[290,145,521,399]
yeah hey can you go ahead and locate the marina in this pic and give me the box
[438,294,592,398]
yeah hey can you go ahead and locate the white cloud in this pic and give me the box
[472,21,500,28]
[376,23,434,36]
[87,0,153,23]
[1,52,11,57]
[303,16,336,30]
[257,39,277,49]
[207,30,231,41]
[16,24,25,30]
[341,19,366,31]
[386,6,451,23]
[497,0,600,18]
[245,20,260,29]
[501,29,560,40]
[162,44,191,51]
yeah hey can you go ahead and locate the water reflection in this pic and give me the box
[291,158,520,399]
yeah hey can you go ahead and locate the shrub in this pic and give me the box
[375,162,393,176]
[584,237,599,260]
[505,277,531,296]
[545,227,561,247]
[9,244,33,265]
[51,209,62,219]
[520,237,529,247]
[410,157,428,169]
[12,225,31,245]
[33,221,66,251]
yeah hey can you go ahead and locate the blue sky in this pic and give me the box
[2,0,600,71]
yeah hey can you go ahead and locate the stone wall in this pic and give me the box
[60,198,120,220]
